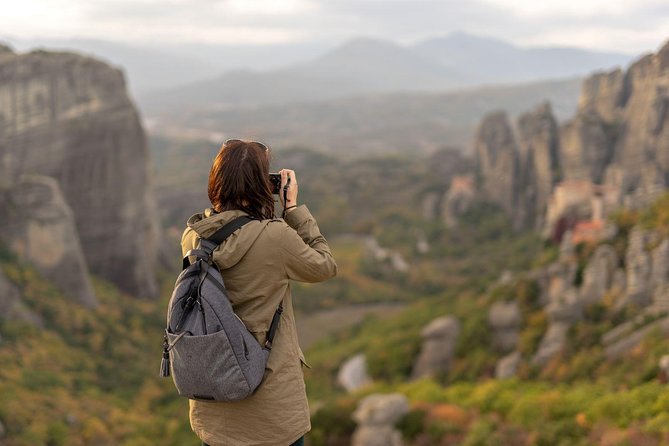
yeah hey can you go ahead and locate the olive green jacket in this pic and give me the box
[180,205,337,446]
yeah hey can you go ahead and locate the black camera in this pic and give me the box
[269,173,281,195]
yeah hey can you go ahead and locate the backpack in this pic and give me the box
[159,215,284,402]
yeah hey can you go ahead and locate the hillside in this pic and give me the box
[303,194,669,446]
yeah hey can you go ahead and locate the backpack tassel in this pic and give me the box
[160,332,171,378]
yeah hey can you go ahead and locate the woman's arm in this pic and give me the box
[280,204,337,283]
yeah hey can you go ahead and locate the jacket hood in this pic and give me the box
[185,208,268,269]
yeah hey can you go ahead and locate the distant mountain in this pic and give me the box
[297,37,462,88]
[139,37,464,112]
[0,36,329,96]
[139,32,632,113]
[413,32,632,84]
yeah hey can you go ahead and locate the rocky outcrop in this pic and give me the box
[0,49,159,298]
[412,316,460,379]
[580,244,618,305]
[474,40,669,231]
[532,286,581,367]
[516,102,560,228]
[441,175,475,227]
[624,227,653,307]
[559,110,614,182]
[338,354,372,393]
[487,301,522,353]
[604,315,669,359]
[496,350,522,379]
[352,394,409,446]
[1,174,97,308]
[474,112,519,220]
[474,104,562,230]
[0,268,42,327]
[578,68,627,122]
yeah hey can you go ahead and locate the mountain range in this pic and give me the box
[0,32,632,106]
[139,32,633,111]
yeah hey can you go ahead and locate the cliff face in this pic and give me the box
[0,47,159,299]
[474,111,520,222]
[475,103,560,230]
[475,39,669,230]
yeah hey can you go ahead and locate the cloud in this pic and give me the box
[0,0,666,52]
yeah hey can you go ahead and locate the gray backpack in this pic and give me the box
[159,216,283,401]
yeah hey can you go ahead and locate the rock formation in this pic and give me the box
[516,102,560,228]
[474,111,519,221]
[338,354,372,393]
[351,393,409,446]
[496,350,522,379]
[580,244,618,305]
[624,227,653,307]
[473,39,669,233]
[441,175,476,227]
[0,47,160,298]
[559,110,614,182]
[1,174,97,308]
[487,301,522,353]
[0,268,42,327]
[412,316,460,379]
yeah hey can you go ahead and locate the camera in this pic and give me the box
[269,173,281,195]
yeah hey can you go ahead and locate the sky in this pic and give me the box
[0,0,668,53]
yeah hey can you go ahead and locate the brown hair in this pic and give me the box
[207,139,275,219]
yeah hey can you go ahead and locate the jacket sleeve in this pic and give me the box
[280,205,338,283]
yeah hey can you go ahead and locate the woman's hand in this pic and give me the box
[279,169,298,208]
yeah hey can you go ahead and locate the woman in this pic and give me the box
[180,139,337,446]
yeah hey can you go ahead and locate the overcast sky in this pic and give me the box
[1,0,668,53]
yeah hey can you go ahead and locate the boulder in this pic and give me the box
[1,174,97,308]
[390,253,409,273]
[337,354,372,393]
[496,351,522,379]
[660,355,669,377]
[488,301,522,328]
[415,232,430,255]
[411,316,460,379]
[545,262,578,304]
[531,321,570,367]
[488,301,522,353]
[580,244,618,305]
[546,288,582,323]
[352,393,409,446]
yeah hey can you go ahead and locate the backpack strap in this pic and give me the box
[182,216,256,270]
[264,301,284,350]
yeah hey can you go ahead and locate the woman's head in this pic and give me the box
[208,139,275,219]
